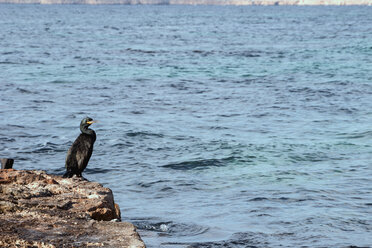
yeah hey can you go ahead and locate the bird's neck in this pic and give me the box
[80,126,95,136]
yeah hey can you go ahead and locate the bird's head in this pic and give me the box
[80,117,96,130]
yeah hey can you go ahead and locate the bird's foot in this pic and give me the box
[62,171,73,178]
[76,174,89,181]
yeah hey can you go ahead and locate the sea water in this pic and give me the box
[0,4,371,247]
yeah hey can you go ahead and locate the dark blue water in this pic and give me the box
[1,4,372,247]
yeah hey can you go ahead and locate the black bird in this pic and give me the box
[63,117,97,178]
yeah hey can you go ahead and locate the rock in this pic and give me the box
[0,170,146,248]
[1,158,14,169]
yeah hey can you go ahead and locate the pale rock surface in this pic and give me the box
[0,169,146,248]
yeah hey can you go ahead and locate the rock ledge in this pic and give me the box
[0,169,146,248]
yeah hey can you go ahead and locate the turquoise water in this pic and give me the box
[1,4,372,247]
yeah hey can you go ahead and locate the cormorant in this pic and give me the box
[63,117,96,178]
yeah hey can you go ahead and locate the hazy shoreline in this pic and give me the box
[0,0,371,5]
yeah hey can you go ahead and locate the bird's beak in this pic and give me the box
[87,120,97,125]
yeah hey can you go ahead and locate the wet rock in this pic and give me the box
[0,169,146,248]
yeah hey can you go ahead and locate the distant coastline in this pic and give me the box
[0,0,371,5]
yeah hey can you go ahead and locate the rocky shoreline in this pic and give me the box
[0,169,146,248]
[0,0,370,5]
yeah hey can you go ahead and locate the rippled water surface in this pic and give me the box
[1,4,372,247]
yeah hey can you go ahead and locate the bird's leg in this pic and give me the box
[63,171,74,178]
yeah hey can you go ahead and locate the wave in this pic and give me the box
[162,157,236,170]
[132,219,209,237]
[49,80,76,84]
[190,49,262,58]
[84,167,112,175]
[0,137,16,142]
[167,231,267,248]
[126,131,164,138]
[16,88,37,94]
[125,48,161,54]
[0,61,21,65]
[337,131,372,139]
